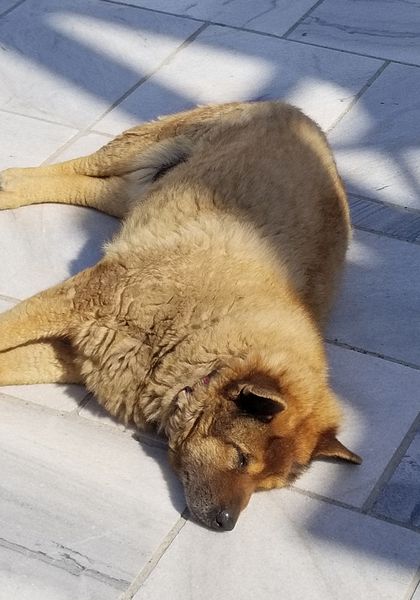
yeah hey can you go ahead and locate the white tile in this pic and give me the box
[0,395,185,591]
[47,132,113,163]
[329,63,420,210]
[0,111,77,170]
[0,203,119,298]
[95,25,382,134]
[0,298,87,411]
[135,489,420,600]
[412,584,420,600]
[295,345,420,507]
[327,229,420,366]
[289,0,420,65]
[79,395,167,449]
[109,0,318,36]
[0,544,121,600]
[0,0,200,128]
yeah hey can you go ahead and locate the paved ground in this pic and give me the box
[0,1,419,598]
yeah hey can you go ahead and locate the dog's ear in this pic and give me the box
[233,376,286,423]
[313,428,362,464]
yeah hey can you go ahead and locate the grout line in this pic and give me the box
[361,412,420,514]
[41,131,91,165]
[282,0,326,38]
[326,61,390,133]
[326,339,420,373]
[41,22,209,166]
[291,487,420,534]
[84,22,209,133]
[405,567,420,600]
[119,513,188,599]
[0,107,80,132]
[353,223,420,248]
[0,294,20,304]
[98,0,420,69]
[0,0,27,19]
[349,192,420,217]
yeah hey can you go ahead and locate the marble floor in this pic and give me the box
[0,1,419,598]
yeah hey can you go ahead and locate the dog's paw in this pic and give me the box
[0,168,31,209]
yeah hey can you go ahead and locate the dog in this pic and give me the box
[0,101,361,530]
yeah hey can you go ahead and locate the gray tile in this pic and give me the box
[95,25,382,134]
[295,345,420,507]
[289,0,420,65]
[327,229,420,367]
[349,196,420,244]
[106,0,318,36]
[134,489,420,600]
[372,429,420,529]
[0,111,77,170]
[329,63,420,210]
[0,543,121,600]
[0,395,185,595]
[0,0,27,17]
[0,0,200,128]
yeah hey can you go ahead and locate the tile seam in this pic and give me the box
[282,0,327,38]
[0,0,27,19]
[118,514,188,599]
[361,412,420,514]
[41,22,209,165]
[326,339,420,373]
[291,487,420,534]
[97,0,420,69]
[326,61,390,133]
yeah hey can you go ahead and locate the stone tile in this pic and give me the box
[0,0,27,17]
[0,395,184,594]
[134,489,420,600]
[0,0,200,128]
[47,132,113,163]
[0,110,77,170]
[327,229,420,366]
[0,298,87,411]
[95,25,382,134]
[108,0,318,36]
[413,584,420,600]
[295,345,420,507]
[288,0,420,65]
[349,196,420,244]
[0,544,121,600]
[329,63,420,210]
[0,202,119,299]
[372,428,420,529]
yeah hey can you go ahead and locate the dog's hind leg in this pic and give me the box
[0,340,81,385]
[0,102,245,217]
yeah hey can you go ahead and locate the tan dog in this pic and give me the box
[0,101,361,530]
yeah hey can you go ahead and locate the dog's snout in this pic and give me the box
[214,509,237,531]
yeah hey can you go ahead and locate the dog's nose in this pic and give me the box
[214,509,236,531]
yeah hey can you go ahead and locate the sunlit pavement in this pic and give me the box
[0,1,419,598]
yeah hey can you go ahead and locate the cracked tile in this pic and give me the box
[0,0,200,128]
[96,25,382,134]
[0,395,185,596]
[289,0,420,65]
[106,0,318,36]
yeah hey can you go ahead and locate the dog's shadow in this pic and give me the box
[79,392,187,517]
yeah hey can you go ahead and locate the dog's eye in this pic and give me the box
[237,451,249,470]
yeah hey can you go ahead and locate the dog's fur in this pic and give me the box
[0,101,361,529]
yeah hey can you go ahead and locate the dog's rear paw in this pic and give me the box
[0,168,31,209]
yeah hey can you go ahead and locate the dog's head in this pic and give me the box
[168,358,361,530]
